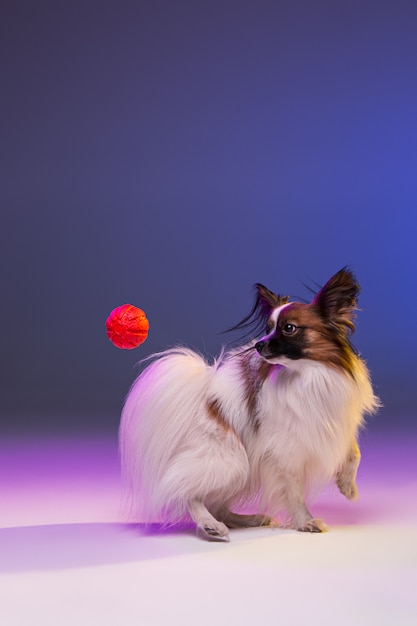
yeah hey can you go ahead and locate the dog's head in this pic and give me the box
[253,268,360,375]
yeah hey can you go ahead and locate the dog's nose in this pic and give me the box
[255,341,264,354]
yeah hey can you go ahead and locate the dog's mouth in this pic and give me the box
[259,354,295,366]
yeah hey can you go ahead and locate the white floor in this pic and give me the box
[1,428,416,625]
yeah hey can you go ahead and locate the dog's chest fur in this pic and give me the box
[209,351,365,481]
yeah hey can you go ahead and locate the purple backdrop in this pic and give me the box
[1,1,416,433]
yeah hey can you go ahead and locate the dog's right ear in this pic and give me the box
[226,284,289,338]
[312,268,360,334]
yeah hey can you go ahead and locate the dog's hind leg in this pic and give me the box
[188,500,230,542]
[219,511,276,529]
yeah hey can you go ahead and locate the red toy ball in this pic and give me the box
[106,304,149,349]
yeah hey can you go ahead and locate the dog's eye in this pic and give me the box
[282,322,297,336]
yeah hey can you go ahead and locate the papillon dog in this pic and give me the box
[120,268,379,541]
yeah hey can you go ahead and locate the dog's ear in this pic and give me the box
[255,283,290,314]
[226,284,289,338]
[313,268,360,333]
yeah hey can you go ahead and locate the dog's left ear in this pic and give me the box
[226,284,289,338]
[255,284,290,315]
[313,267,360,332]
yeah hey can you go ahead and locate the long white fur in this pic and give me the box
[120,333,378,539]
[120,349,250,523]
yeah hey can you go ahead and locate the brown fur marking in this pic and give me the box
[240,354,272,432]
[278,303,357,376]
[206,398,235,435]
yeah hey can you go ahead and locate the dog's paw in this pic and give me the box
[297,518,328,533]
[200,521,230,542]
[337,477,359,501]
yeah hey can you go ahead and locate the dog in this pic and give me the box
[120,268,379,541]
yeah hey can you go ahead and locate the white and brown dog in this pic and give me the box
[120,268,379,541]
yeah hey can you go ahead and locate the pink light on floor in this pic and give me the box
[0,423,416,625]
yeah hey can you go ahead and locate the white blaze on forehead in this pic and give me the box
[260,302,293,341]
[269,302,292,327]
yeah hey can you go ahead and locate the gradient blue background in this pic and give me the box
[1,1,416,434]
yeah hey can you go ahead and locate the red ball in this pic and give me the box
[106,304,149,349]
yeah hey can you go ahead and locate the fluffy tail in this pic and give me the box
[119,348,215,523]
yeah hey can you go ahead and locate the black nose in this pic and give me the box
[255,341,264,354]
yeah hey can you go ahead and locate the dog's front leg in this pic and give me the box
[336,439,361,501]
[261,463,327,533]
[283,472,328,533]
